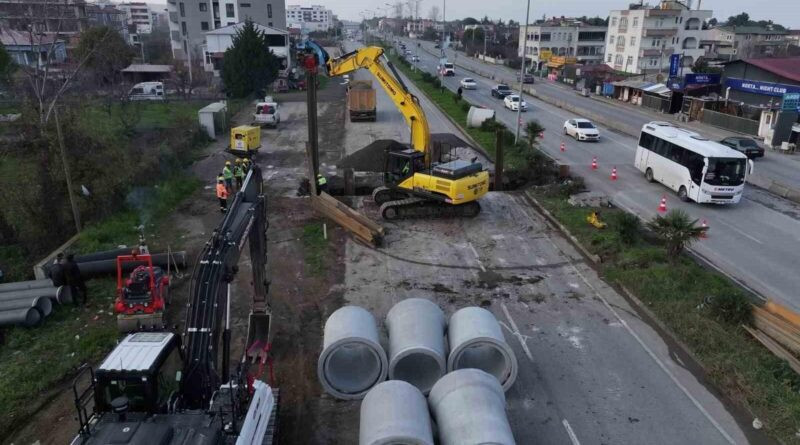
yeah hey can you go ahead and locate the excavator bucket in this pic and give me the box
[245,311,271,364]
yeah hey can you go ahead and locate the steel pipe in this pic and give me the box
[318,306,388,400]
[447,307,518,391]
[428,368,516,445]
[0,296,53,317]
[74,247,136,263]
[72,252,187,279]
[0,278,54,293]
[359,380,434,445]
[385,298,447,394]
[0,285,69,304]
[0,307,42,327]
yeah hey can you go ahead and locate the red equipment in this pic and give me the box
[114,252,170,332]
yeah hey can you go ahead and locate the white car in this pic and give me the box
[411,55,420,62]
[460,78,477,90]
[563,118,600,141]
[503,95,527,112]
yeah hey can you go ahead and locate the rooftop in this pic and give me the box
[717,25,789,35]
[644,122,747,159]
[122,64,173,73]
[725,57,800,83]
[205,22,288,36]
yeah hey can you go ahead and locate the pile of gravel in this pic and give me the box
[340,139,407,172]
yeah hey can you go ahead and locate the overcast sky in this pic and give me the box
[145,0,799,28]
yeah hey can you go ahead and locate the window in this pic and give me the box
[609,35,614,44]
[268,21,273,26]
[633,17,639,27]
[615,54,623,65]
[631,37,636,46]
[267,4,272,18]
[626,55,633,67]
[199,3,207,12]
[228,21,236,26]
[201,21,209,30]
[612,17,617,26]
[226,3,234,18]
[181,21,187,35]
[179,2,185,17]
[241,2,251,6]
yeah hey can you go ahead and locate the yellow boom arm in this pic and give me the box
[326,46,431,165]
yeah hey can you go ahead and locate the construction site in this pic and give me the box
[3,40,800,445]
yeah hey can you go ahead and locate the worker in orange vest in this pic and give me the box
[216,175,228,213]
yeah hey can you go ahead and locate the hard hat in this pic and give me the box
[235,158,242,163]
[225,161,231,166]
[317,174,322,177]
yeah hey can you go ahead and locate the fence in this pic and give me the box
[699,109,759,135]
[641,94,671,113]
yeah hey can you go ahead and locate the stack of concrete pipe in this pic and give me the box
[0,279,72,328]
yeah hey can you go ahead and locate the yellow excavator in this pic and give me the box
[306,42,489,219]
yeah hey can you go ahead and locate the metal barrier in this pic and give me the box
[699,109,759,135]
[641,94,671,113]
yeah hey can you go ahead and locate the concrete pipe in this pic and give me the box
[0,307,42,327]
[385,298,447,394]
[0,296,53,317]
[466,106,496,128]
[428,368,516,445]
[0,278,54,293]
[447,307,518,391]
[359,380,434,445]
[318,306,388,400]
[0,286,69,304]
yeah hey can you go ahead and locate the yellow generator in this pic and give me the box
[230,125,261,156]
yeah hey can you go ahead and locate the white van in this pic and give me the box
[128,82,165,101]
[253,102,280,127]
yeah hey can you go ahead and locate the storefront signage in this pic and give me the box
[781,92,800,112]
[667,76,683,90]
[539,50,553,61]
[725,77,800,97]
[669,54,680,77]
[685,73,720,85]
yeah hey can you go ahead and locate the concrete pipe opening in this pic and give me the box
[428,368,515,445]
[318,306,388,400]
[359,380,434,445]
[447,307,518,391]
[0,307,42,327]
[386,298,447,395]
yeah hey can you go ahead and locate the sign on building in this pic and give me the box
[669,54,680,77]
[782,92,800,112]
[539,50,553,61]
[725,78,800,97]
[684,73,720,85]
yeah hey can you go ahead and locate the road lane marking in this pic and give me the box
[712,218,763,244]
[500,302,534,362]
[516,204,737,444]
[562,419,582,445]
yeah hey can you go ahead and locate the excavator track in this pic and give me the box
[372,186,410,205]
[380,197,481,220]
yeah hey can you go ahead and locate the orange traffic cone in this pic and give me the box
[539,131,545,139]
[560,142,566,152]
[591,156,598,170]
[658,196,667,213]
[610,166,617,181]
[700,219,708,238]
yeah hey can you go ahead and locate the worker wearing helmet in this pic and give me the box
[222,161,234,193]
[316,173,328,195]
[242,157,252,173]
[216,176,228,213]
[233,159,244,189]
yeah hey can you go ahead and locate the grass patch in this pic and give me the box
[77,101,207,144]
[531,186,800,443]
[302,222,328,275]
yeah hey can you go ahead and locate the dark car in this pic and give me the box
[491,84,512,98]
[720,136,765,159]
[517,73,535,84]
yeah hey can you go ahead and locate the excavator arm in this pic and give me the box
[324,46,432,165]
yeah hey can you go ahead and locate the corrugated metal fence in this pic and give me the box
[699,109,759,135]
[641,94,671,113]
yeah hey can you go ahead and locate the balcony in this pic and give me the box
[643,28,678,37]
[639,47,673,57]
[618,25,628,34]
[169,12,178,23]
[645,9,680,17]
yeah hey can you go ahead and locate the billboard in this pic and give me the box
[724,78,800,97]
[684,73,721,85]
[539,50,553,61]
[669,54,680,77]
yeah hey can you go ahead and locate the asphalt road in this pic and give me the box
[388,36,800,312]
[412,39,800,193]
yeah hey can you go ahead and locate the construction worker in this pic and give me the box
[234,158,244,189]
[216,176,228,213]
[50,253,66,287]
[64,253,87,306]
[222,161,234,193]
[401,161,410,176]
[242,157,252,173]
[316,173,328,195]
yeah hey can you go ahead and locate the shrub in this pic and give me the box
[705,293,753,325]
[616,213,641,245]
[480,118,506,133]
[461,101,471,113]
[646,210,707,262]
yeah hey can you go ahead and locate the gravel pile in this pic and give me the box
[340,139,407,172]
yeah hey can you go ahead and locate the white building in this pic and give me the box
[518,17,607,69]
[203,22,290,76]
[604,0,711,74]
[286,4,333,32]
[168,0,286,61]
[117,2,153,34]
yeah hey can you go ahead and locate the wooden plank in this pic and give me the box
[764,300,800,329]
[744,325,800,376]
[318,192,384,235]
[311,197,378,245]
[752,305,800,354]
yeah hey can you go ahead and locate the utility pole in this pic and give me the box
[515,0,532,144]
[54,108,81,233]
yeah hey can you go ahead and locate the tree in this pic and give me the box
[140,29,173,65]
[646,210,707,262]
[461,28,485,48]
[524,120,545,149]
[577,16,608,26]
[691,58,721,74]
[462,17,479,26]
[708,18,718,27]
[422,28,439,41]
[221,20,280,98]
[726,12,750,26]
[428,6,441,22]
[75,26,134,85]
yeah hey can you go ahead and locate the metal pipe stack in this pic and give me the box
[0,279,70,328]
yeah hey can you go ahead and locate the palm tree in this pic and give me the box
[646,209,707,262]
[524,120,545,149]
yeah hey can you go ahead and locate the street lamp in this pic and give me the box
[514,0,532,144]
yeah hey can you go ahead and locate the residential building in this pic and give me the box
[117,2,154,34]
[167,0,287,61]
[701,25,789,61]
[603,0,711,74]
[518,17,606,69]
[788,30,800,46]
[203,22,290,75]
[286,4,332,32]
[86,3,129,41]
[0,28,67,67]
[0,0,88,34]
[405,19,433,35]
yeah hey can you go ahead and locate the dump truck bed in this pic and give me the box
[348,80,376,122]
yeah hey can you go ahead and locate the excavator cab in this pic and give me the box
[385,148,425,185]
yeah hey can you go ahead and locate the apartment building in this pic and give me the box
[701,25,789,61]
[203,22,289,75]
[603,0,711,74]
[286,4,332,33]
[118,2,154,34]
[0,0,88,34]
[167,0,286,61]
[518,17,607,69]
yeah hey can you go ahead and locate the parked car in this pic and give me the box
[254,101,280,127]
[517,73,535,84]
[563,118,600,141]
[411,55,420,62]
[719,136,765,159]
[503,95,527,112]
[439,62,455,76]
[434,43,441,49]
[128,82,165,101]
[460,78,477,90]
[491,84,512,99]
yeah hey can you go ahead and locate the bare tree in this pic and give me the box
[429,6,441,22]
[393,2,404,19]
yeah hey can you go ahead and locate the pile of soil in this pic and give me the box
[339,139,407,172]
